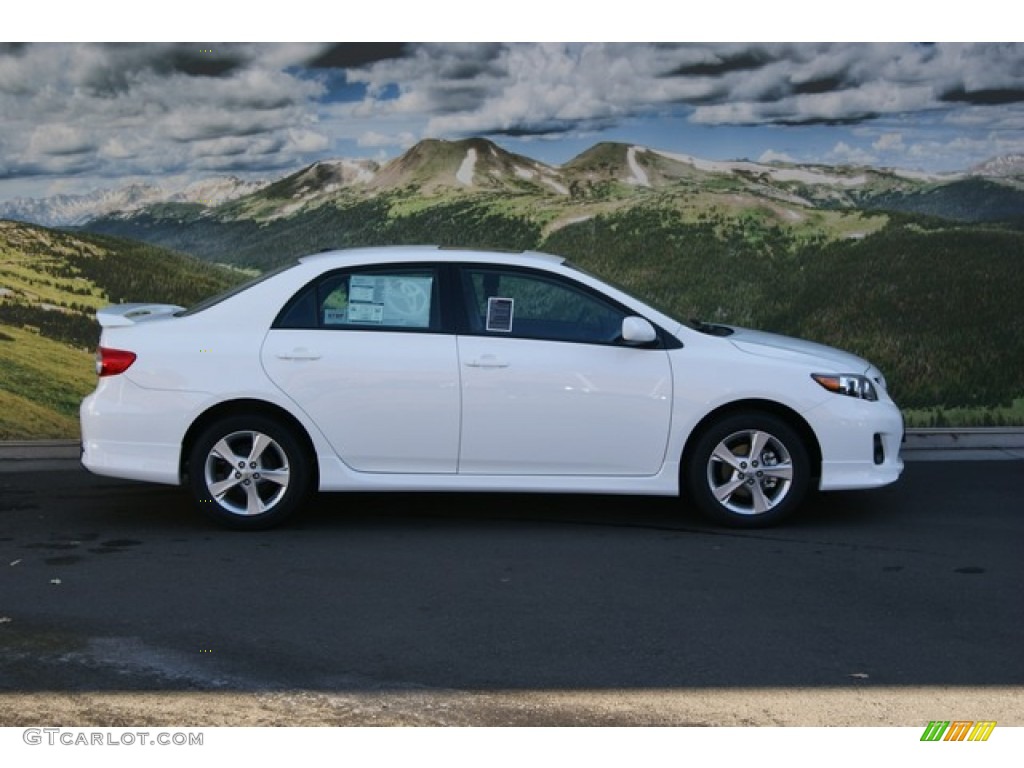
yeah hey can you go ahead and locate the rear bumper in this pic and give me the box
[80,377,205,486]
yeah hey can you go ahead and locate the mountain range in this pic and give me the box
[0,175,268,227]
[3,139,1023,231]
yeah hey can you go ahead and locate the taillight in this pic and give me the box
[96,346,137,377]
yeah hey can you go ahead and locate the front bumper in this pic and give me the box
[808,395,905,492]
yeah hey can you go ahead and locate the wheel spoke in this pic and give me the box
[258,468,290,487]
[712,443,743,471]
[209,476,242,498]
[748,430,770,462]
[750,482,772,514]
[244,483,265,516]
[762,462,793,481]
[712,475,745,503]
[211,438,243,467]
[247,432,275,465]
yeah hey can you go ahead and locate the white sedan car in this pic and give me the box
[80,246,903,529]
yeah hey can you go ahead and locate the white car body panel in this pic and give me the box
[261,329,461,473]
[457,335,672,475]
[725,327,874,372]
[80,245,904,516]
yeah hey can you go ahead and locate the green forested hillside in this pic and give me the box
[0,220,242,438]
[542,210,1024,413]
[86,193,547,270]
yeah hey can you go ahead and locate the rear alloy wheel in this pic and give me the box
[188,415,312,530]
[687,412,810,527]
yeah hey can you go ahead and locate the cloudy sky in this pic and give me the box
[1,41,1022,202]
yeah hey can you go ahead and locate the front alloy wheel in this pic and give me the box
[688,412,810,527]
[188,416,312,530]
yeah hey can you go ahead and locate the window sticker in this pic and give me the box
[349,283,375,303]
[323,308,348,325]
[347,274,433,328]
[486,297,514,332]
[346,303,384,324]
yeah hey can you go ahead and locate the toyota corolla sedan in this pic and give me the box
[80,245,903,530]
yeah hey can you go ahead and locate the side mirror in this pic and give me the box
[621,316,657,345]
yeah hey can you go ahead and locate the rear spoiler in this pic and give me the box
[96,303,185,328]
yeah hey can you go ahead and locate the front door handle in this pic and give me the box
[464,355,509,369]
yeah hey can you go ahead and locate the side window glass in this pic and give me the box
[319,270,438,331]
[274,268,440,331]
[463,268,626,344]
[274,284,317,329]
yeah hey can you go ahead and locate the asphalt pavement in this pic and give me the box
[0,445,1021,725]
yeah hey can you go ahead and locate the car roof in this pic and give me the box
[297,245,566,268]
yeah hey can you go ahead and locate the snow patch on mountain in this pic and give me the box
[171,176,268,205]
[542,177,569,195]
[970,154,1024,178]
[456,148,477,186]
[651,149,868,187]
[327,158,376,184]
[888,168,952,182]
[626,146,651,187]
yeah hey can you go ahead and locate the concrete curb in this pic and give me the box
[0,440,81,461]
[1,430,1023,467]
[901,428,1024,461]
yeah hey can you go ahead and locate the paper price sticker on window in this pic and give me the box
[323,308,348,325]
[486,297,514,332]
[345,274,433,328]
[347,303,385,324]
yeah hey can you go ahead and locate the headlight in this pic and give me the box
[811,373,878,401]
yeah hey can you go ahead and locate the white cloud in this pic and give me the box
[0,43,328,182]
[829,141,878,166]
[873,133,905,152]
[759,149,797,163]
[357,130,417,149]
[285,128,330,154]
[27,124,95,156]
[1,42,1022,190]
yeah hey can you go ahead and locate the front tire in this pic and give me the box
[686,411,810,527]
[187,415,313,530]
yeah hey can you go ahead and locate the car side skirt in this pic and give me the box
[315,455,683,496]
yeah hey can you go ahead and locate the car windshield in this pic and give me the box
[177,262,298,317]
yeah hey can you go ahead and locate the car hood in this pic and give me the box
[726,326,871,372]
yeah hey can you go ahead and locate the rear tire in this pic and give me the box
[686,411,810,527]
[187,415,312,530]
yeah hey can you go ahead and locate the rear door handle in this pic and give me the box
[465,355,509,369]
[277,347,322,361]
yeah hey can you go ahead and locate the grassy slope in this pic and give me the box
[0,324,94,438]
[0,220,240,439]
